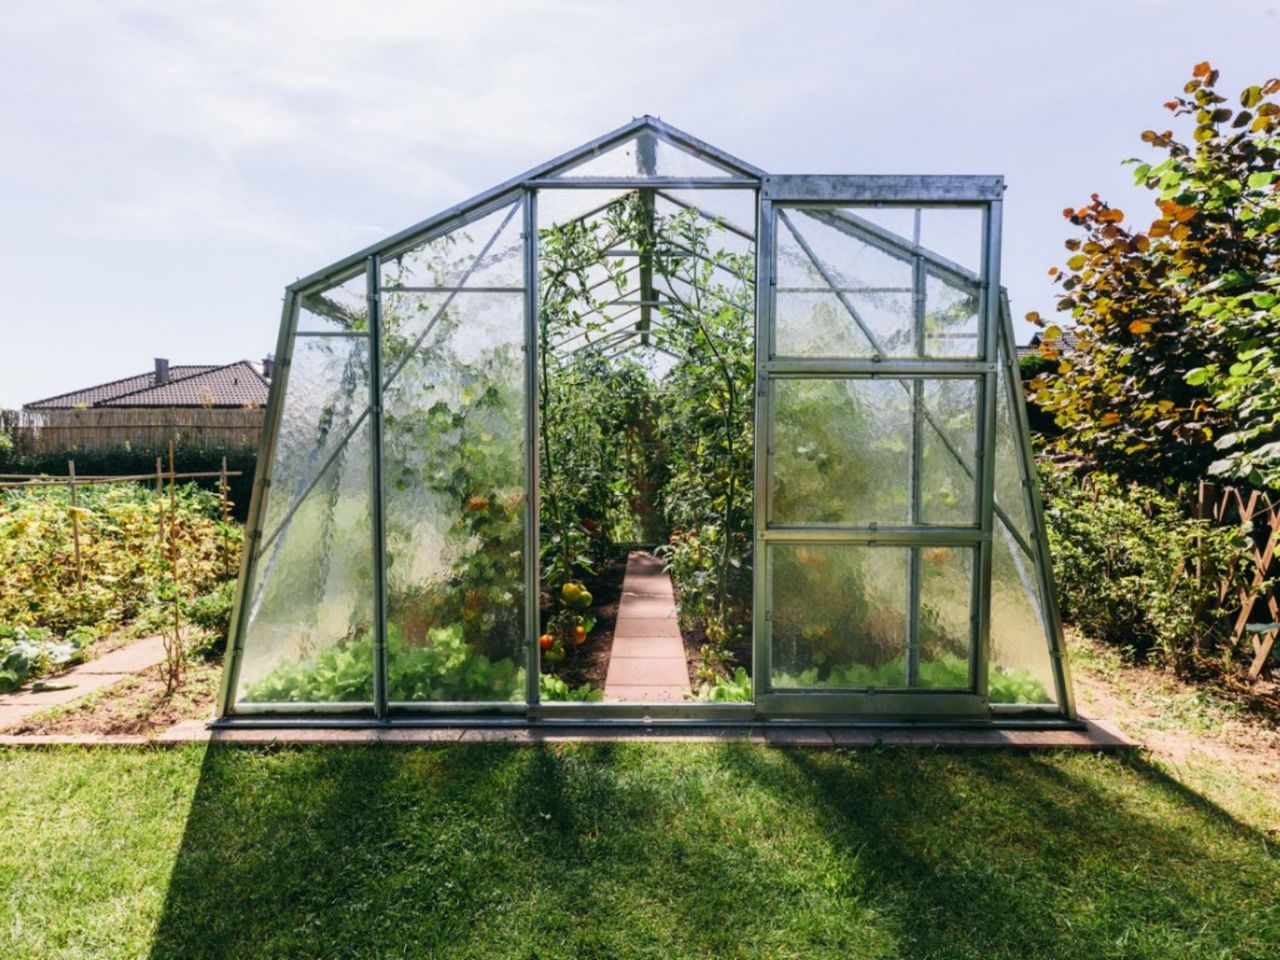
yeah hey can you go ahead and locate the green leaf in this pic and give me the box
[1247,171,1274,189]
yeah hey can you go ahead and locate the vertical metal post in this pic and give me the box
[367,255,390,720]
[217,289,299,718]
[906,209,924,687]
[972,193,1004,700]
[752,194,773,710]
[523,189,542,710]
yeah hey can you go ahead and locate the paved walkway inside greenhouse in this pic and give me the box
[603,551,692,702]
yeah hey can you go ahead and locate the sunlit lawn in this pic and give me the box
[1,743,1277,959]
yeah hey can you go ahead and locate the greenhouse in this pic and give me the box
[216,116,1076,726]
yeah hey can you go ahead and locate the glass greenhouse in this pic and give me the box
[216,117,1076,726]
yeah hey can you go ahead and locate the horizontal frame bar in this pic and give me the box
[756,691,989,718]
[380,285,524,294]
[531,702,756,721]
[526,177,759,189]
[762,525,982,545]
[766,358,992,376]
[764,174,1004,203]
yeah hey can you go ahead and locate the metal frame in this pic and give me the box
[218,120,1074,727]
[753,175,1007,720]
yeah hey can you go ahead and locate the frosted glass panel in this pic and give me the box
[993,339,1035,543]
[775,211,913,357]
[774,206,984,359]
[770,544,909,688]
[916,546,974,688]
[772,378,909,525]
[380,273,526,703]
[989,518,1057,704]
[237,419,374,703]
[381,201,523,291]
[771,378,977,527]
[296,274,369,333]
[920,379,979,525]
[552,133,736,178]
[925,271,980,358]
[259,334,370,545]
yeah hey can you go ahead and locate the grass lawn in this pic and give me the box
[1,743,1277,960]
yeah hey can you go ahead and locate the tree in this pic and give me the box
[1027,63,1280,486]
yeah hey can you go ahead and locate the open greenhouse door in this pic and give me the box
[753,176,1074,720]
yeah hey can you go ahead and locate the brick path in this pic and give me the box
[0,635,168,730]
[603,551,692,702]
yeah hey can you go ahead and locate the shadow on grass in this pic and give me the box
[147,742,1279,960]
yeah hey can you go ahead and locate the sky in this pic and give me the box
[0,0,1276,407]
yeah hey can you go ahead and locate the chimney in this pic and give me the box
[262,353,274,380]
[154,357,170,385]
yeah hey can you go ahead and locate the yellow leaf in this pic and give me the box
[1066,254,1087,271]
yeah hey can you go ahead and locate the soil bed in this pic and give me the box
[676,603,751,694]
[12,658,220,737]
[541,554,626,691]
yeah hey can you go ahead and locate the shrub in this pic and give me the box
[184,580,236,657]
[1041,463,1259,675]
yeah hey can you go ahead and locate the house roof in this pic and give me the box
[25,361,270,410]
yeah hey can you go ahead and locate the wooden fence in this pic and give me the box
[1195,482,1280,679]
[5,407,263,453]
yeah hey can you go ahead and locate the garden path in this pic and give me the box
[603,551,691,702]
[0,635,167,730]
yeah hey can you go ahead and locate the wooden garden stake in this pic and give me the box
[162,440,185,694]
[67,459,83,592]
[155,456,165,549]
[220,455,230,577]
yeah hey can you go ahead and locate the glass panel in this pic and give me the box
[552,133,736,178]
[381,201,523,291]
[774,210,911,357]
[920,378,979,525]
[988,518,1057,704]
[655,189,756,252]
[236,419,374,703]
[925,271,980,358]
[770,544,910,688]
[774,206,984,359]
[771,378,977,527]
[772,378,908,525]
[380,276,527,703]
[536,188,630,233]
[848,206,984,277]
[993,338,1035,541]
[296,274,369,333]
[917,546,974,688]
[259,334,370,546]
